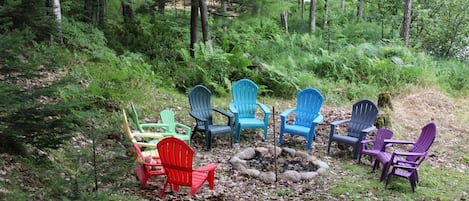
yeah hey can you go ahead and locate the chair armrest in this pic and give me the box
[189,111,208,122]
[361,126,376,134]
[195,163,218,172]
[132,132,165,139]
[312,114,324,124]
[213,108,234,118]
[331,119,350,126]
[361,139,374,145]
[384,139,415,146]
[132,140,159,149]
[175,123,191,135]
[228,103,238,114]
[393,151,426,157]
[139,123,170,131]
[280,108,295,118]
[257,102,272,114]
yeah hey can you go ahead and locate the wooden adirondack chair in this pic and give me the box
[157,137,218,197]
[278,88,324,151]
[375,122,436,187]
[327,99,379,160]
[358,128,394,164]
[188,85,234,150]
[160,109,191,145]
[229,79,271,142]
[130,103,170,135]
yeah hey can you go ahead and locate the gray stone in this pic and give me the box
[266,145,282,157]
[295,151,310,159]
[316,161,330,169]
[282,147,296,157]
[316,167,328,175]
[235,148,256,160]
[259,172,276,183]
[242,168,260,177]
[255,147,269,156]
[229,156,247,167]
[300,172,319,180]
[281,170,301,182]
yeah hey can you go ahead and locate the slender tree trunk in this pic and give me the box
[190,0,199,58]
[357,0,363,21]
[309,0,316,33]
[199,0,211,43]
[52,0,62,43]
[323,0,328,29]
[401,0,412,46]
[157,0,165,13]
[121,0,134,23]
[281,11,288,33]
[340,0,345,12]
[300,0,304,20]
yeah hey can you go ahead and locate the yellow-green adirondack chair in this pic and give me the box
[160,109,191,145]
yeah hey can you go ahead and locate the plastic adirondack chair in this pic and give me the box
[385,151,429,192]
[157,137,218,198]
[278,88,324,151]
[188,85,235,150]
[130,103,170,135]
[133,144,165,188]
[122,109,164,156]
[327,99,379,160]
[123,110,165,188]
[229,79,271,142]
[374,122,436,184]
[160,109,192,145]
[358,128,394,164]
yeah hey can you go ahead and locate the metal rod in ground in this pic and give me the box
[273,106,278,183]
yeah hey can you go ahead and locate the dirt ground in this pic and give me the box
[132,88,469,200]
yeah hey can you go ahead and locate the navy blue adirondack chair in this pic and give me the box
[278,88,324,151]
[327,99,379,160]
[229,79,271,142]
[188,85,234,150]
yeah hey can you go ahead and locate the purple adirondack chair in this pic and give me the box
[374,122,436,192]
[358,128,394,164]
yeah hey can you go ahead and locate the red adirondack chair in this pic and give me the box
[157,137,218,197]
[133,144,165,188]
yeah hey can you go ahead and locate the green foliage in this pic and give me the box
[437,59,469,96]
[61,18,108,56]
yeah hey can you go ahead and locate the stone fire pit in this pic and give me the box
[230,145,329,183]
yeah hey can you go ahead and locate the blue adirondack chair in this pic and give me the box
[278,88,324,151]
[188,85,234,150]
[327,99,379,160]
[229,79,271,142]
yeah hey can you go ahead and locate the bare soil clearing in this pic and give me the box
[132,88,468,200]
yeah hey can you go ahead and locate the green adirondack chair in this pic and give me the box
[130,103,171,136]
[160,109,192,145]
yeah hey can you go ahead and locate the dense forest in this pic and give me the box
[0,0,468,200]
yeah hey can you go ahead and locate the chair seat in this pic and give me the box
[283,125,310,136]
[332,135,360,145]
[207,125,233,136]
[192,171,209,191]
[238,118,265,127]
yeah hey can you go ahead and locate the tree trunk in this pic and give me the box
[157,0,165,14]
[340,0,345,12]
[300,0,304,20]
[52,0,62,43]
[199,0,211,43]
[281,11,289,33]
[190,0,199,58]
[309,0,316,33]
[401,0,412,46]
[356,0,363,21]
[323,0,328,29]
[121,0,134,23]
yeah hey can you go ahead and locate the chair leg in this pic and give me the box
[384,172,392,189]
[278,132,284,146]
[205,131,211,151]
[235,125,241,143]
[306,135,313,152]
[159,181,168,198]
[326,140,332,155]
[263,127,268,142]
[380,162,390,181]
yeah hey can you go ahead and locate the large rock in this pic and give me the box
[235,148,256,160]
[281,170,301,182]
[259,172,276,183]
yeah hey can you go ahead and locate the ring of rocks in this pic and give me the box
[229,145,330,183]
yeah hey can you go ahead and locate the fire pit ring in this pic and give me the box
[230,145,329,183]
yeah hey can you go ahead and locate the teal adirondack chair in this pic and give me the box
[160,109,191,145]
[278,88,324,151]
[229,79,271,142]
